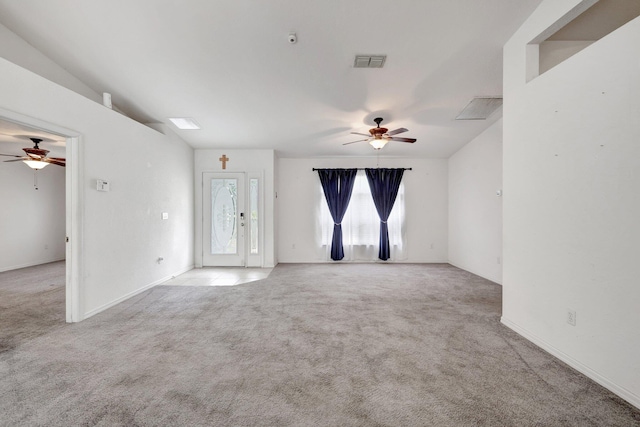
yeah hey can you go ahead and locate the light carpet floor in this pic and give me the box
[1,262,639,426]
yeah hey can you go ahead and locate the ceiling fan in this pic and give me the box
[0,138,65,169]
[343,117,417,150]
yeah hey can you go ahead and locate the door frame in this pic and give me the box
[200,170,264,268]
[202,171,246,267]
[0,108,83,322]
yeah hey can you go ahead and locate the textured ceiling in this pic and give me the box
[0,0,543,158]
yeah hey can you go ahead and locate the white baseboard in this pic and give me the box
[274,259,450,264]
[164,264,195,280]
[0,258,66,273]
[501,317,640,410]
[82,264,195,320]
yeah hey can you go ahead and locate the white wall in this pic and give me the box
[0,143,65,272]
[194,149,275,268]
[0,22,102,103]
[503,0,640,407]
[539,40,594,74]
[0,58,194,320]
[277,157,448,263]
[448,120,503,284]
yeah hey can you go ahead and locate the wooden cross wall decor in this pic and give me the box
[219,154,229,170]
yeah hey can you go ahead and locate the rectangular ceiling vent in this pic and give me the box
[456,97,503,120]
[354,55,386,68]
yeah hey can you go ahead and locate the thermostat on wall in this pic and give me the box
[97,179,110,192]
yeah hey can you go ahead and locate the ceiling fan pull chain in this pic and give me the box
[34,170,39,190]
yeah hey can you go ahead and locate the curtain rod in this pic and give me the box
[312,168,412,171]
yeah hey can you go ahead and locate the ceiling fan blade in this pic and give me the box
[0,153,23,158]
[48,157,66,161]
[350,132,371,137]
[342,138,370,145]
[45,159,66,167]
[388,137,416,143]
[387,127,408,136]
[4,158,26,162]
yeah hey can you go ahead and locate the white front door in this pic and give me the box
[203,172,245,266]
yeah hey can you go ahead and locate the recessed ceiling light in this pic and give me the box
[168,117,201,130]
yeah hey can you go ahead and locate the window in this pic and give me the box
[249,178,259,255]
[319,170,406,261]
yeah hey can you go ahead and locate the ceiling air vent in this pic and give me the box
[354,55,386,68]
[456,97,503,120]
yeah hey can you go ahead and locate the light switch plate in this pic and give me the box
[162,212,169,220]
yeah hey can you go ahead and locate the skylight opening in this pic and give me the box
[168,117,201,130]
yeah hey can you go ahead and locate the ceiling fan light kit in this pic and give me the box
[23,160,49,170]
[369,139,388,150]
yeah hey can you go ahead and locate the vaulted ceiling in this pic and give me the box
[0,0,543,158]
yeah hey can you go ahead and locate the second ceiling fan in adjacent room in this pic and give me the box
[0,138,66,169]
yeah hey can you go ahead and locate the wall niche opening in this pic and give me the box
[527,0,640,82]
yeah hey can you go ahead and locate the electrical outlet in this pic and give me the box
[567,309,576,326]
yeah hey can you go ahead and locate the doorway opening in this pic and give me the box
[0,110,81,322]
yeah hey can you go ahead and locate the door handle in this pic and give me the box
[240,212,245,227]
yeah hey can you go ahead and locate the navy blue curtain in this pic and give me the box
[365,168,405,261]
[317,168,358,260]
